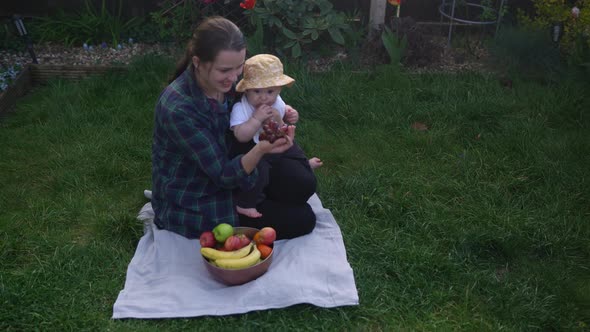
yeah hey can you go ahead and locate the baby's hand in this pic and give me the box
[253,104,274,123]
[284,105,299,124]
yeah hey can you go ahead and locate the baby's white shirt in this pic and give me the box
[230,94,286,143]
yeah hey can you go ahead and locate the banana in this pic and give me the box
[214,245,261,270]
[201,242,253,261]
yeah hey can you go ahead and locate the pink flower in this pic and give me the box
[572,6,580,19]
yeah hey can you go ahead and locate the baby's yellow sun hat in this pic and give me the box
[236,54,295,92]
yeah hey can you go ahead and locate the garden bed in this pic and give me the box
[0,64,127,115]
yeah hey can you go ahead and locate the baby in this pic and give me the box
[230,54,322,218]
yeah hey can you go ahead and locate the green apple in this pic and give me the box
[212,223,233,243]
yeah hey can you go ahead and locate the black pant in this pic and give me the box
[230,137,317,240]
[235,143,307,208]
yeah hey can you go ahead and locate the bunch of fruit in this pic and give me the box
[259,119,288,143]
[199,223,276,270]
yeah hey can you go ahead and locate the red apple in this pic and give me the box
[236,234,251,249]
[253,227,276,245]
[224,235,242,251]
[199,231,216,248]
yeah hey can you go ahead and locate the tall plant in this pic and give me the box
[244,0,350,58]
[33,0,139,46]
[381,26,407,70]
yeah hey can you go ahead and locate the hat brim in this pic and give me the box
[236,75,295,92]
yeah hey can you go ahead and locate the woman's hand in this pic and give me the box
[258,125,295,154]
[253,104,275,123]
[240,126,296,174]
[284,105,299,124]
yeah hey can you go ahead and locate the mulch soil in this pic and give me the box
[1,42,179,67]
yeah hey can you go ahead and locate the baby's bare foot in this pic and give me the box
[236,206,263,218]
[309,157,323,169]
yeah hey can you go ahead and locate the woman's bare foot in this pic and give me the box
[309,157,323,169]
[236,206,263,218]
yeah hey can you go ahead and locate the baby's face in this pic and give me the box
[245,86,282,108]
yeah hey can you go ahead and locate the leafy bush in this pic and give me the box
[31,0,139,46]
[339,9,367,64]
[244,0,350,58]
[518,0,590,65]
[150,0,202,44]
[150,0,247,45]
[245,18,266,56]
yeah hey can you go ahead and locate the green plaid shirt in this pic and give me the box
[151,66,258,238]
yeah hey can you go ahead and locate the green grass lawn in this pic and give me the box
[1,56,589,331]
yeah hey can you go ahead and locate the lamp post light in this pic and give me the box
[12,15,38,64]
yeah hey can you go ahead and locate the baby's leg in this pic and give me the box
[236,206,262,218]
[235,157,271,218]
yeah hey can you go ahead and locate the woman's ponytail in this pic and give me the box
[169,52,191,83]
[167,17,245,84]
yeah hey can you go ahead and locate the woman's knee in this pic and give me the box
[276,205,316,240]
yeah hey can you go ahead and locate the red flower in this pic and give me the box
[388,0,402,5]
[240,0,256,10]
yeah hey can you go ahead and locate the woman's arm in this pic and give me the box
[240,125,295,174]
[161,103,261,190]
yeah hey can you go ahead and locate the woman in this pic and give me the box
[151,17,317,240]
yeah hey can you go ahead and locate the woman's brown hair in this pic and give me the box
[169,16,246,83]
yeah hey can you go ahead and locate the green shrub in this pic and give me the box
[150,0,248,45]
[245,18,266,56]
[244,0,350,58]
[149,0,202,44]
[518,0,590,66]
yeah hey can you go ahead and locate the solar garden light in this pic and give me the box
[551,22,563,44]
[12,15,38,64]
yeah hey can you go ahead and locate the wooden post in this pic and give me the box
[369,0,387,32]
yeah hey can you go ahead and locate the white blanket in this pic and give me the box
[112,193,359,319]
